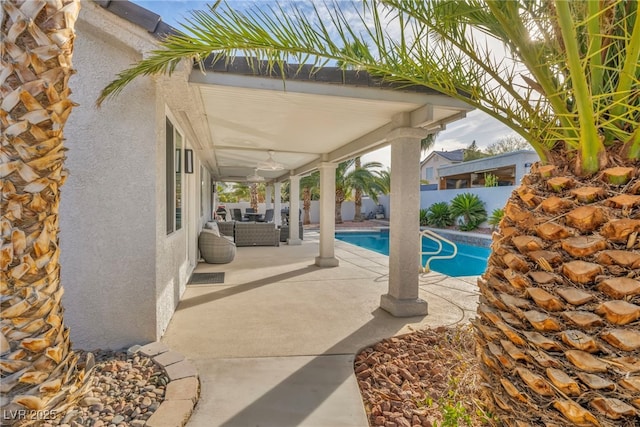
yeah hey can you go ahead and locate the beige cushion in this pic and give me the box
[202,225,220,237]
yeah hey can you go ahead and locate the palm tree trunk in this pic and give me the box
[1,0,93,421]
[335,190,344,224]
[354,188,363,222]
[353,157,363,222]
[249,183,258,211]
[476,162,640,426]
[302,187,311,225]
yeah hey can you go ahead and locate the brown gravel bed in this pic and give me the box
[355,325,496,427]
[43,350,167,427]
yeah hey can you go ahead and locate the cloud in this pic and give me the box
[435,110,518,151]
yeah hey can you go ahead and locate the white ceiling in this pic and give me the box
[188,71,472,182]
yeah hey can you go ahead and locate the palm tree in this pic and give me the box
[98,1,640,425]
[335,159,383,224]
[353,157,365,222]
[300,172,320,225]
[249,183,259,211]
[1,0,93,421]
[376,168,391,195]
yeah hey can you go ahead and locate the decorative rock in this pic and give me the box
[112,415,125,424]
[127,344,142,356]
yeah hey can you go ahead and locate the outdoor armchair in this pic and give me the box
[199,227,236,264]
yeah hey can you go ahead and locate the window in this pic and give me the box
[175,131,182,231]
[425,167,434,181]
[166,118,183,234]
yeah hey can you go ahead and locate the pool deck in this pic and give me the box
[163,230,481,427]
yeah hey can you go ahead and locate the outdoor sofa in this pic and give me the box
[234,222,280,247]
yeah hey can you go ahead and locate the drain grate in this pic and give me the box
[188,272,225,285]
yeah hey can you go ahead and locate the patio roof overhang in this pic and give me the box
[184,59,473,182]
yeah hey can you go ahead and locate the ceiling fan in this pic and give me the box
[246,168,265,182]
[256,150,284,171]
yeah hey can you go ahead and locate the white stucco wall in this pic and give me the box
[61,7,158,350]
[421,186,516,219]
[222,194,390,224]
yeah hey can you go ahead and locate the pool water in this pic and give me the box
[335,231,490,277]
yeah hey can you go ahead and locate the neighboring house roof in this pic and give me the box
[421,149,465,166]
[435,149,465,162]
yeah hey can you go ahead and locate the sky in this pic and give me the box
[131,0,520,166]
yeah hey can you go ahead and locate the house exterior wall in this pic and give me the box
[61,8,158,350]
[420,154,454,184]
[61,3,210,349]
[438,150,539,188]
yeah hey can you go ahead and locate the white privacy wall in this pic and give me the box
[61,7,158,350]
[421,186,516,216]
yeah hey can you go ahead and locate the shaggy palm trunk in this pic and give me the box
[353,188,363,222]
[475,163,640,426]
[335,189,345,224]
[353,157,363,222]
[0,0,93,423]
[249,183,258,212]
[302,187,311,225]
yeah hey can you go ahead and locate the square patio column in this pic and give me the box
[274,182,282,226]
[315,162,339,267]
[265,184,272,211]
[380,128,428,317]
[288,174,302,245]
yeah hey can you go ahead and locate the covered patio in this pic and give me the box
[164,231,480,426]
[189,57,473,316]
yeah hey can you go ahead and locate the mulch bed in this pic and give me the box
[355,325,496,427]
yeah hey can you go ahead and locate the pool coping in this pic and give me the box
[334,227,493,248]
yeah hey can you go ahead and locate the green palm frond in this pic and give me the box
[100,0,640,175]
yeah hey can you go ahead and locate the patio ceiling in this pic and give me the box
[187,65,473,183]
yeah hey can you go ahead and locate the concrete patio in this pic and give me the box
[162,232,480,427]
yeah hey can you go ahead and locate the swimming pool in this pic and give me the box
[335,231,490,277]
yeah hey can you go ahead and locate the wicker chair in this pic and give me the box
[279,221,304,242]
[198,229,236,263]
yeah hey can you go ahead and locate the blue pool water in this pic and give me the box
[335,231,490,277]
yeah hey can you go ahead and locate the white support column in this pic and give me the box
[380,128,428,317]
[265,185,273,210]
[287,174,302,245]
[274,182,282,226]
[315,162,339,267]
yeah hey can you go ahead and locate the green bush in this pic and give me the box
[488,208,504,229]
[419,208,429,226]
[426,202,454,228]
[450,193,487,231]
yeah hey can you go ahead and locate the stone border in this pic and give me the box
[128,342,200,427]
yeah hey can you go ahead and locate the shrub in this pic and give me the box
[450,193,487,231]
[426,202,454,228]
[419,208,429,226]
[488,208,504,230]
[484,173,498,187]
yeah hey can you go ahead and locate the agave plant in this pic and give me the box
[450,193,487,231]
[425,202,454,228]
[487,208,504,230]
[99,1,640,425]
